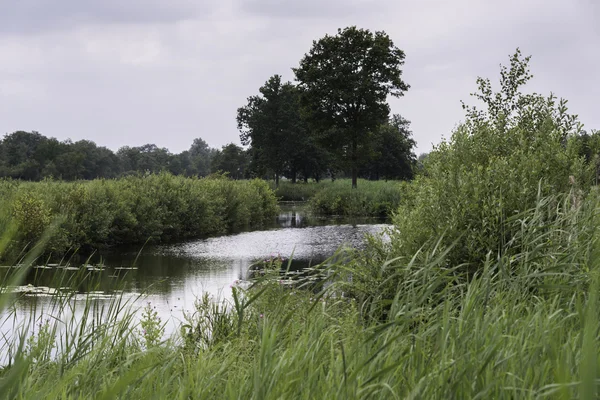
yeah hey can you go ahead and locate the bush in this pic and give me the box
[0,173,279,259]
[388,49,592,268]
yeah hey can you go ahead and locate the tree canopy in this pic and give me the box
[0,132,234,181]
[293,26,410,188]
[237,75,327,185]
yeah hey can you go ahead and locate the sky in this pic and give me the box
[0,0,598,155]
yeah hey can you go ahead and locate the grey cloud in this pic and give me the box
[0,0,216,34]
[238,0,393,19]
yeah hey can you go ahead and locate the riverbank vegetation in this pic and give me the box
[2,192,600,398]
[0,173,278,260]
[3,41,600,399]
[274,179,403,218]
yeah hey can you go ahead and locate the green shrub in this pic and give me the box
[0,173,279,259]
[389,50,592,268]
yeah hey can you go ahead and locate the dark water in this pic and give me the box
[0,203,390,347]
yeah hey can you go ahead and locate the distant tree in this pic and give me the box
[169,150,193,176]
[294,26,410,188]
[0,131,230,181]
[362,115,416,180]
[237,75,311,186]
[0,131,46,179]
[117,144,172,175]
[211,143,250,179]
[61,140,120,179]
[293,136,331,182]
[188,138,215,177]
[416,152,430,174]
[575,129,600,184]
[0,131,122,180]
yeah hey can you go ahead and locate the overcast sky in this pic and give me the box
[0,0,598,154]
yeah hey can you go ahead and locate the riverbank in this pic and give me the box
[0,173,279,261]
[273,179,405,218]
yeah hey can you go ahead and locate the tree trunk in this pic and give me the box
[275,173,279,187]
[351,138,358,189]
[292,170,297,184]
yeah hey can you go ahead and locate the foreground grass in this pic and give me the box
[0,173,278,259]
[2,192,600,399]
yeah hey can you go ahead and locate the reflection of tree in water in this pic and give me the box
[277,210,307,228]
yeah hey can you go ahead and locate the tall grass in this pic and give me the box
[0,173,279,260]
[4,51,599,397]
[309,179,404,217]
[272,181,329,201]
[273,179,404,218]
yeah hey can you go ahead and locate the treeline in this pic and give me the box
[0,120,416,184]
[0,131,249,181]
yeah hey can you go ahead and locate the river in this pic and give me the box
[0,203,390,354]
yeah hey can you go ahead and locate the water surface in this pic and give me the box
[1,203,390,347]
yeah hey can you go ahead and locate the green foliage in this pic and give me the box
[0,173,279,259]
[309,179,404,217]
[390,49,592,267]
[139,302,165,349]
[187,137,216,177]
[272,179,404,217]
[361,114,416,180]
[237,75,326,183]
[0,132,220,181]
[294,26,410,188]
[11,192,52,244]
[211,143,250,179]
[4,198,600,398]
[0,131,121,180]
[5,45,600,398]
[26,318,56,363]
[272,180,328,201]
[181,293,237,352]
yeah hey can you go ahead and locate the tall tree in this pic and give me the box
[237,75,310,186]
[294,26,409,188]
